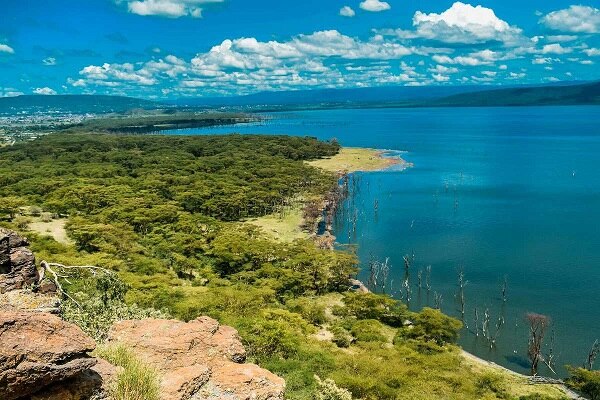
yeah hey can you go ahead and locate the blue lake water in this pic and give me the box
[168,106,600,376]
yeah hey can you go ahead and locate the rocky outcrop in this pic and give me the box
[107,316,286,400]
[0,312,99,400]
[0,228,39,293]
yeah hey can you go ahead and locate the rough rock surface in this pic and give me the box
[0,228,39,294]
[0,312,98,400]
[108,316,286,400]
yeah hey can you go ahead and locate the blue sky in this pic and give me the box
[1,0,599,98]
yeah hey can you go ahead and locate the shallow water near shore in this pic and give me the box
[166,106,600,376]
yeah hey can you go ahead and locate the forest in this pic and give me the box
[0,133,592,400]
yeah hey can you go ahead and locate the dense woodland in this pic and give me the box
[0,133,589,400]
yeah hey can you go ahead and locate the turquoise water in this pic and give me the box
[168,106,600,376]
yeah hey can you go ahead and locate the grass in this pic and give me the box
[307,147,402,173]
[94,345,161,400]
[246,198,311,242]
[28,218,71,245]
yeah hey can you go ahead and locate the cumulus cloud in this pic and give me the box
[360,0,391,12]
[541,43,572,55]
[0,87,24,97]
[540,5,600,33]
[339,6,355,17]
[119,0,224,18]
[407,2,523,45]
[432,49,499,66]
[33,87,57,95]
[584,48,600,57]
[43,57,57,66]
[0,44,15,54]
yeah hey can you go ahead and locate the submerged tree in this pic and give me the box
[586,339,600,371]
[526,313,551,376]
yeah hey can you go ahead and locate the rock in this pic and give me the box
[0,289,60,313]
[0,311,97,400]
[0,228,39,294]
[107,316,286,400]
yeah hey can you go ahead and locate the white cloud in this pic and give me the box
[540,5,600,33]
[428,64,459,74]
[339,6,355,17]
[360,0,391,12]
[410,2,523,45]
[432,49,499,66]
[432,73,450,82]
[481,70,497,77]
[121,0,223,18]
[43,57,57,66]
[0,87,24,97]
[541,43,572,55]
[0,44,15,54]
[33,87,57,95]
[508,72,526,79]
[584,48,600,57]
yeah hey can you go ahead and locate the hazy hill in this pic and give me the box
[430,81,600,107]
[0,95,158,115]
[173,85,485,108]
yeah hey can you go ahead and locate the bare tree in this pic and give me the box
[433,291,443,310]
[501,276,508,303]
[425,265,432,292]
[526,313,551,376]
[457,269,468,320]
[585,339,599,371]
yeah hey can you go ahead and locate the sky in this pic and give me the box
[1,0,599,99]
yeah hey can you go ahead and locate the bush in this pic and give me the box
[566,366,600,400]
[331,326,353,348]
[350,320,386,343]
[95,345,160,400]
[314,375,353,400]
[339,293,407,327]
[475,372,509,399]
[287,297,327,326]
[400,308,463,346]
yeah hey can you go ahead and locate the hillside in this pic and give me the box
[0,95,158,115]
[431,81,600,107]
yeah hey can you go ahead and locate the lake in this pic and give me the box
[167,106,600,376]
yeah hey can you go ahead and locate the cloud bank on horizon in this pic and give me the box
[0,0,599,98]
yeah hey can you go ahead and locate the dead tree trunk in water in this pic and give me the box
[526,313,551,376]
[585,339,599,371]
[457,269,467,320]
[501,276,508,303]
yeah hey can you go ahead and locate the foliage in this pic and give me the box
[61,274,168,342]
[331,326,352,348]
[398,307,463,347]
[314,375,353,400]
[566,366,600,400]
[336,292,408,327]
[350,320,386,343]
[95,345,160,400]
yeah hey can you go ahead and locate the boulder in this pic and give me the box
[0,228,39,294]
[0,312,97,400]
[107,316,286,400]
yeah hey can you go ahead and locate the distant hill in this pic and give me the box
[0,95,158,115]
[173,86,485,108]
[430,81,600,107]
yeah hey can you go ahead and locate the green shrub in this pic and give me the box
[350,320,386,343]
[314,375,353,400]
[95,345,160,400]
[475,372,509,399]
[400,308,463,346]
[566,366,600,400]
[340,293,407,327]
[331,326,353,348]
[287,297,327,326]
